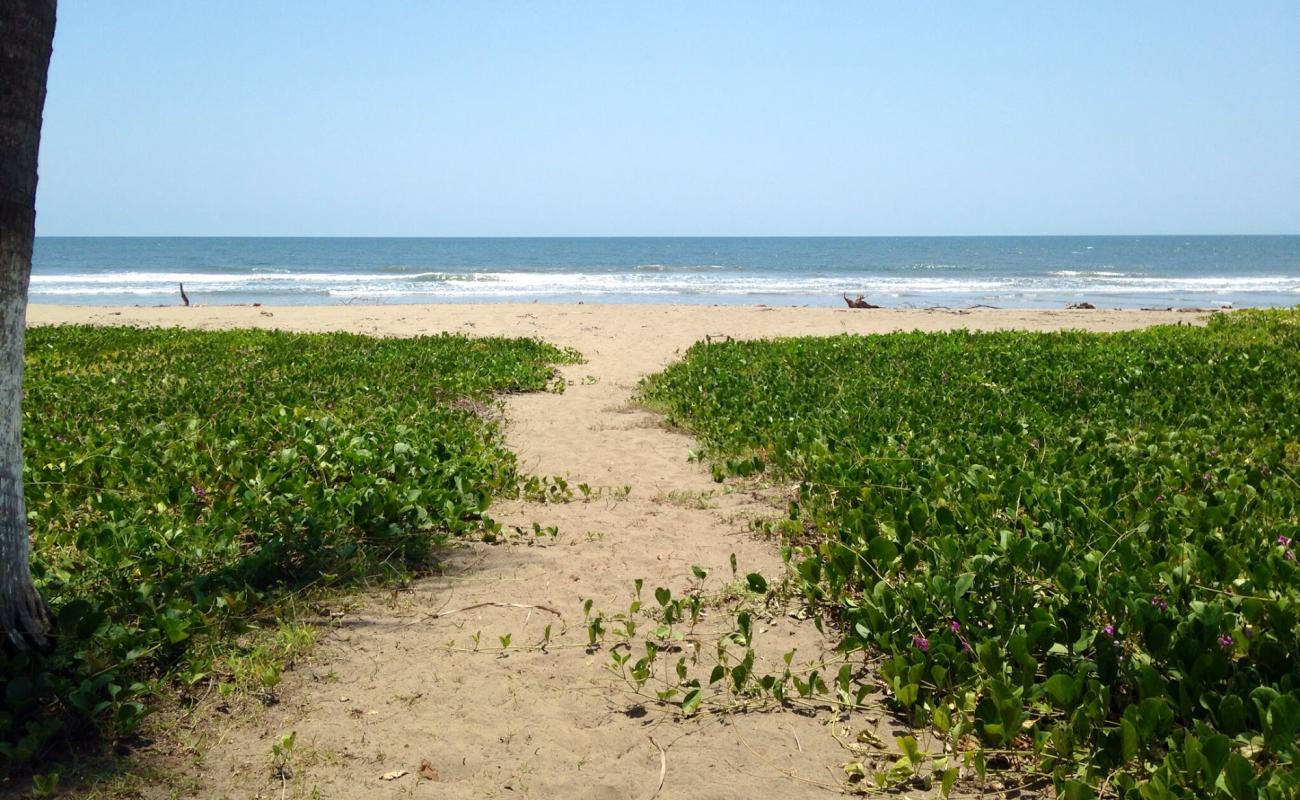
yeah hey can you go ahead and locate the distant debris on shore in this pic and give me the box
[1142,306,1230,313]
[1066,302,1096,309]
[843,294,881,309]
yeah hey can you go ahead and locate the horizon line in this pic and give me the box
[34,232,1300,239]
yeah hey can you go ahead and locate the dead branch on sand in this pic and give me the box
[842,294,880,309]
[647,736,667,800]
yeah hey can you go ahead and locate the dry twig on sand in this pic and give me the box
[647,736,668,800]
[425,601,563,620]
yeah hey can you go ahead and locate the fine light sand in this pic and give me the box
[29,304,1207,799]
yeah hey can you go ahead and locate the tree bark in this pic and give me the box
[0,0,57,650]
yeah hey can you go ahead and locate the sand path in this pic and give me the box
[28,304,1203,798]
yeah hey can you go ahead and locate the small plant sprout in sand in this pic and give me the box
[595,566,981,796]
[270,731,297,782]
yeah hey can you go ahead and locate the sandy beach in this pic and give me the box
[26,304,1208,799]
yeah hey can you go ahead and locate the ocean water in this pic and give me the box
[30,236,1300,309]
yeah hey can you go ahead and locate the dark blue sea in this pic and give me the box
[30,236,1300,308]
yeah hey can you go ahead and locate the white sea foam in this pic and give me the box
[31,271,435,285]
[28,268,1300,303]
[1051,270,1128,278]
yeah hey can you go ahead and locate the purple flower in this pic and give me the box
[1218,634,1234,650]
[1278,535,1292,547]
[960,637,973,654]
[912,635,930,652]
[1287,549,1296,562]
[1151,596,1168,612]
[1103,624,1116,638]
[950,620,961,633]
[1202,472,1212,483]
[190,485,207,500]
[1155,494,1165,503]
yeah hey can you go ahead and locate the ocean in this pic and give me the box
[30,236,1300,309]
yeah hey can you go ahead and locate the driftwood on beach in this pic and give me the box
[842,294,880,309]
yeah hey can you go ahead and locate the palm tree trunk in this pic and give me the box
[0,0,57,650]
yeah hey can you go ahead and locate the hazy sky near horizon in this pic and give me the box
[36,2,1300,236]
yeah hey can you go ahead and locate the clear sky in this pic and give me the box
[34,2,1300,236]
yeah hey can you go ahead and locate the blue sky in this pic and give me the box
[35,2,1300,236]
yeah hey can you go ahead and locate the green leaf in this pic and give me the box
[896,735,922,766]
[1222,752,1255,800]
[977,639,1003,673]
[737,611,753,644]
[1044,673,1077,707]
[1218,694,1247,735]
[1120,718,1139,763]
[868,536,898,565]
[159,616,190,644]
[681,688,702,716]
[1264,693,1300,755]
[731,662,749,691]
[1061,780,1096,800]
[953,572,975,599]
[939,767,957,798]
[895,683,918,706]
[1200,733,1231,782]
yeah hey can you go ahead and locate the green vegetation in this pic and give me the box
[3,325,576,769]
[643,309,1300,799]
